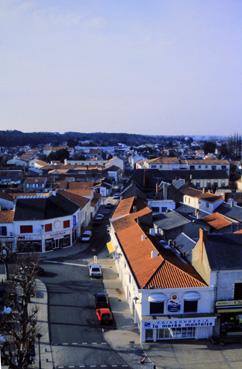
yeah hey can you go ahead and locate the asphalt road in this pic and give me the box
[40,205,129,369]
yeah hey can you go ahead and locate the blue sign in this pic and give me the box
[73,215,77,226]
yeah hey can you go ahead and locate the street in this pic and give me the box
[40,205,129,369]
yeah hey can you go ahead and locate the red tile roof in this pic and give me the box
[203,212,232,230]
[112,197,135,220]
[112,208,206,289]
[59,190,89,209]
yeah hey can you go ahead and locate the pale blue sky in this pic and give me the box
[0,0,241,135]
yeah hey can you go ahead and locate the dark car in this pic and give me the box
[95,292,109,308]
[104,203,114,209]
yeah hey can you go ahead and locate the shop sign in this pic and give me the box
[216,300,242,307]
[143,317,216,329]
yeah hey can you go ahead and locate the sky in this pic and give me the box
[0,0,241,136]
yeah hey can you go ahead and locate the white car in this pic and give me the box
[94,214,105,221]
[88,263,102,278]
[80,230,92,242]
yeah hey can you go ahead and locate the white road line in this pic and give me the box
[82,342,87,345]
[92,342,97,344]
[45,260,88,267]
[62,342,68,345]
[100,365,107,368]
[72,342,78,345]
[101,342,107,345]
[112,365,117,367]
[79,366,85,368]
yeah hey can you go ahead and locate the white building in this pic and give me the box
[0,191,91,253]
[137,157,230,175]
[182,188,224,214]
[109,198,216,342]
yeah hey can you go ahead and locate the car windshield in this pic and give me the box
[97,296,106,302]
[92,268,101,272]
[102,314,111,320]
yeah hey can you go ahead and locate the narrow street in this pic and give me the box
[40,205,130,369]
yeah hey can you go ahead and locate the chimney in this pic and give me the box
[151,250,159,259]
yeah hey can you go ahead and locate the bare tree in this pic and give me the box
[0,255,39,369]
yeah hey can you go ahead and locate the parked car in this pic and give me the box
[88,263,102,278]
[113,193,121,200]
[80,230,92,243]
[93,214,105,224]
[95,307,113,325]
[95,292,109,308]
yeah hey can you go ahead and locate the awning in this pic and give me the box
[216,300,242,313]
[148,293,167,303]
[183,292,200,301]
[106,241,115,254]
[217,308,242,313]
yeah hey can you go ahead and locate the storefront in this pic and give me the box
[142,316,216,342]
[216,300,242,337]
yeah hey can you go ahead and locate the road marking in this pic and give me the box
[101,342,107,345]
[92,342,97,344]
[82,342,87,345]
[72,342,78,345]
[79,366,85,368]
[62,342,68,345]
[45,260,88,267]
[111,365,117,367]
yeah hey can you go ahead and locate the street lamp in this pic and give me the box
[36,333,42,369]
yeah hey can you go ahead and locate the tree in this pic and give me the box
[228,133,242,160]
[203,141,216,155]
[47,148,70,163]
[1,255,39,369]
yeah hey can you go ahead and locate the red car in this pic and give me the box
[95,307,113,325]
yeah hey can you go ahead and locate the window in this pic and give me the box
[234,283,242,299]
[190,165,195,170]
[161,207,167,212]
[63,220,70,228]
[151,165,156,169]
[45,223,52,232]
[0,226,7,236]
[150,302,164,315]
[222,165,226,170]
[212,166,216,170]
[151,206,160,213]
[20,225,33,233]
[184,300,198,313]
[196,182,200,188]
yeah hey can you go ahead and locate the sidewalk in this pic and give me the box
[40,241,90,261]
[100,255,154,369]
[31,279,53,369]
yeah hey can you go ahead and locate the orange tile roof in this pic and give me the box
[58,190,89,209]
[112,197,135,220]
[203,212,232,230]
[113,210,206,289]
[182,187,223,202]
[234,230,242,234]
[0,210,14,223]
